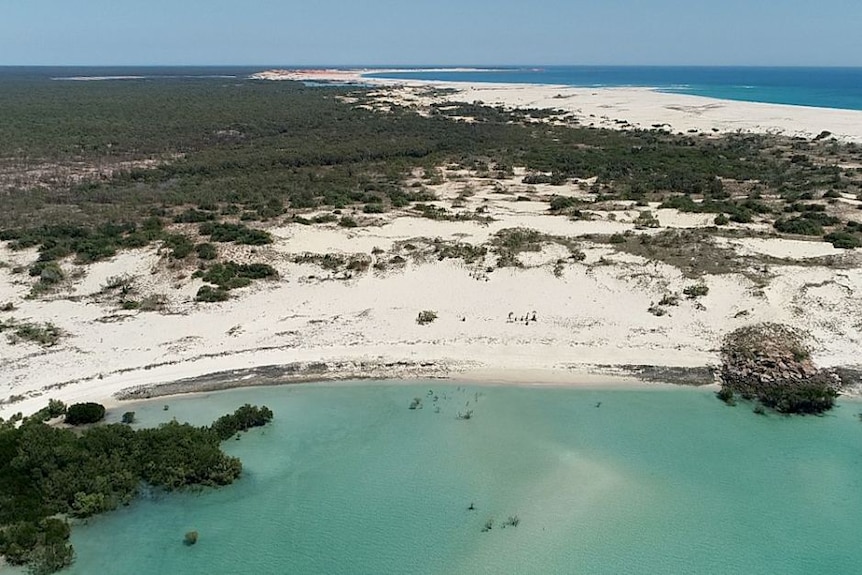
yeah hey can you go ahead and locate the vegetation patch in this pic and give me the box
[0,319,63,347]
[416,310,438,325]
[198,222,272,245]
[491,228,584,268]
[0,402,273,573]
[64,402,106,425]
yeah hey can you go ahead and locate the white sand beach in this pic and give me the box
[254,68,862,142]
[2,72,862,417]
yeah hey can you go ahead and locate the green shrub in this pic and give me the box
[162,234,195,259]
[210,404,274,441]
[549,196,579,211]
[714,214,730,226]
[417,310,438,325]
[196,285,230,302]
[194,242,218,260]
[683,284,709,298]
[64,403,106,425]
[197,262,277,291]
[824,231,862,249]
[198,222,272,245]
[174,209,215,223]
[774,217,824,236]
[0,320,63,347]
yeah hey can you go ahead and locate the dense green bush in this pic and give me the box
[196,261,278,291]
[774,216,824,236]
[64,403,106,425]
[198,222,272,245]
[195,285,230,302]
[162,234,195,259]
[824,231,862,249]
[0,403,273,572]
[195,242,218,260]
[210,404,274,441]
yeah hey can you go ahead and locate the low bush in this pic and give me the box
[417,310,438,325]
[196,285,230,302]
[194,242,218,260]
[824,231,862,249]
[65,402,106,425]
[683,284,709,298]
[198,222,272,245]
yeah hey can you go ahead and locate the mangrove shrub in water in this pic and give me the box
[0,402,274,573]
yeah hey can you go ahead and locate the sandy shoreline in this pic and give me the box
[2,71,862,418]
[252,68,862,142]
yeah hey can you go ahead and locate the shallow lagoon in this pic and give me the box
[61,382,862,574]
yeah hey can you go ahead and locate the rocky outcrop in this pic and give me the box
[719,323,840,414]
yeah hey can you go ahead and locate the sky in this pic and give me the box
[2,0,861,67]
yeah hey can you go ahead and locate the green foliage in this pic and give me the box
[0,320,63,347]
[362,203,385,214]
[64,403,106,426]
[174,209,215,224]
[196,261,278,291]
[199,222,272,245]
[210,404,274,441]
[774,216,824,236]
[683,284,709,298]
[716,387,735,405]
[162,234,195,259]
[548,196,579,212]
[135,422,242,489]
[824,231,862,249]
[0,401,273,572]
[195,285,230,303]
[194,242,218,260]
[1,75,857,270]
[121,412,136,424]
[417,310,438,325]
[635,210,660,228]
[757,382,838,414]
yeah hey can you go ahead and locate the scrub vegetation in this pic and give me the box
[0,401,273,573]
[1,76,861,305]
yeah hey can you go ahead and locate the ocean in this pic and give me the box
[365,66,862,111]
[45,382,862,575]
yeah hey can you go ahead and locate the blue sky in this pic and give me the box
[2,0,861,66]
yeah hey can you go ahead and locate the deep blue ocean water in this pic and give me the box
[365,66,862,111]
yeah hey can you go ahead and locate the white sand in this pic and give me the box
[3,72,862,417]
[254,68,862,142]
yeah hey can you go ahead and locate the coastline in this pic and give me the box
[251,68,862,142]
[3,70,862,418]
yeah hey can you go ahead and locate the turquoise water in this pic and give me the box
[59,383,861,574]
[365,66,862,111]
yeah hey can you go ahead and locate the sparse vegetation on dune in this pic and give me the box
[1,75,860,296]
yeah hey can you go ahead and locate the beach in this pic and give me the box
[2,71,862,418]
[255,68,862,142]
